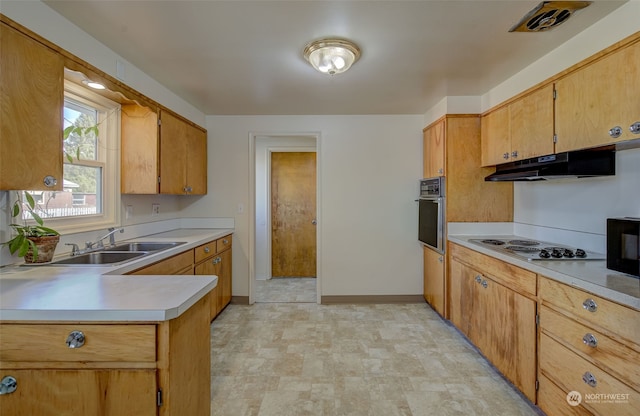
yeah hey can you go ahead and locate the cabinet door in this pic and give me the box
[159,110,188,194]
[479,276,537,402]
[448,259,480,340]
[121,104,159,194]
[217,248,232,313]
[423,119,445,177]
[509,84,555,160]
[423,247,445,316]
[0,23,64,191]
[0,369,156,416]
[480,106,510,167]
[194,256,220,321]
[555,40,640,152]
[186,125,207,195]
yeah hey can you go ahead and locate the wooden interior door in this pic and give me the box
[271,152,316,277]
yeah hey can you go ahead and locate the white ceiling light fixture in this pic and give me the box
[303,38,361,75]
[82,79,106,90]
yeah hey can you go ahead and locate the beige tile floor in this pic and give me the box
[254,277,317,303]
[210,302,542,416]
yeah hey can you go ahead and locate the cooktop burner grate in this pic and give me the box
[481,239,506,245]
[508,239,540,246]
[505,245,541,253]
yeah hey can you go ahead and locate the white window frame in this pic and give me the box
[31,81,121,234]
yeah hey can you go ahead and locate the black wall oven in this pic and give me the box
[418,177,445,253]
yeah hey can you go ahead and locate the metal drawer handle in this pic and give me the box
[475,275,482,283]
[204,247,210,253]
[66,330,86,349]
[582,333,598,348]
[582,298,598,313]
[582,371,597,387]
[0,376,17,395]
[609,126,622,138]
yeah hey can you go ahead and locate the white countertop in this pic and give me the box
[0,228,233,322]
[448,234,640,311]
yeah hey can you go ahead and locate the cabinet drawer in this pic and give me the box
[129,250,193,275]
[538,374,593,416]
[540,334,639,416]
[194,239,217,263]
[539,277,640,346]
[540,305,640,391]
[0,324,156,363]
[217,235,232,252]
[450,243,536,296]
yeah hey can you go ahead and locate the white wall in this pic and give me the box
[254,136,317,280]
[180,116,424,297]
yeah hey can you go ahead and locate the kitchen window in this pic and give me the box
[18,82,121,233]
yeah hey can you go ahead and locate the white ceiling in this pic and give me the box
[42,0,626,115]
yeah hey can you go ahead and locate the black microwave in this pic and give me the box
[607,217,640,278]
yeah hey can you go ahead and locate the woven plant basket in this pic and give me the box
[24,235,60,263]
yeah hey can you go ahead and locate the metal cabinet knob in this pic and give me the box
[582,333,598,348]
[43,175,57,188]
[438,256,443,263]
[204,247,210,253]
[582,298,598,313]
[481,280,488,289]
[212,257,221,265]
[630,122,640,135]
[511,150,518,158]
[503,153,509,160]
[582,371,597,387]
[438,168,443,174]
[66,330,86,348]
[222,239,229,245]
[0,376,17,395]
[609,126,622,138]
[475,275,482,283]
[311,219,318,225]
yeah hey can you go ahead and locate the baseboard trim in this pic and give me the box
[231,296,249,305]
[321,295,426,305]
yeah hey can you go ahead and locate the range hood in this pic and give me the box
[485,146,616,182]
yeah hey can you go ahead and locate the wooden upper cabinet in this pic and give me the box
[186,124,207,195]
[159,110,207,195]
[481,83,554,167]
[480,105,510,166]
[121,104,159,194]
[510,83,555,160]
[555,39,640,152]
[122,107,207,195]
[0,23,64,191]
[423,119,445,177]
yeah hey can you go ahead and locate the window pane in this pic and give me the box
[23,166,102,220]
[63,98,98,161]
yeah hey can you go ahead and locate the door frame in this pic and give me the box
[248,132,322,305]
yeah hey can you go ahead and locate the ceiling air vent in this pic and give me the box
[509,1,592,32]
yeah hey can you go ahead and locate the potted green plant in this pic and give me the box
[3,191,60,263]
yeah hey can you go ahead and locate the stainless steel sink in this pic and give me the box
[49,251,147,266]
[103,241,186,252]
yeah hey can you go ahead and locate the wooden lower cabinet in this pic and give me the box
[423,247,445,316]
[449,243,537,402]
[0,294,211,416]
[0,369,157,415]
[129,251,194,275]
[194,235,232,320]
[538,276,640,416]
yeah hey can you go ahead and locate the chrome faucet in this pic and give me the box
[85,227,124,250]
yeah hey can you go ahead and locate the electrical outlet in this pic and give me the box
[152,203,160,216]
